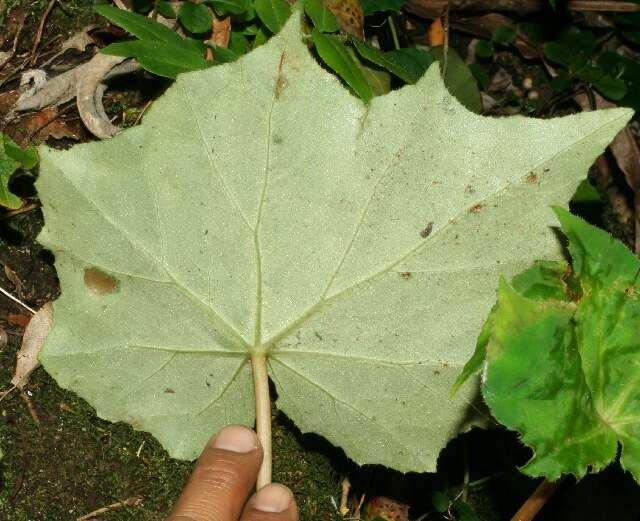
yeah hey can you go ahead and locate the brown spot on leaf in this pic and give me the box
[526,172,539,184]
[84,268,117,296]
[164,388,175,394]
[399,272,412,280]
[419,222,434,238]
[274,74,288,99]
[469,203,485,213]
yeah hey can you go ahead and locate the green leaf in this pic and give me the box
[492,25,516,45]
[544,41,574,68]
[360,0,405,15]
[575,64,603,83]
[382,47,434,82]
[551,69,573,93]
[475,40,494,58]
[95,5,186,44]
[352,40,423,84]
[571,178,601,205]
[546,27,596,70]
[598,52,640,111]
[36,12,632,473]
[452,499,480,521]
[254,0,291,33]
[156,0,177,18]
[430,47,482,113]
[312,29,372,102]
[461,208,640,481]
[304,0,339,32]
[1,133,38,209]
[211,44,240,63]
[430,491,449,513]
[468,63,489,90]
[207,0,250,16]
[229,32,249,55]
[178,2,213,34]
[355,58,391,96]
[253,26,270,47]
[594,74,628,101]
[101,39,210,78]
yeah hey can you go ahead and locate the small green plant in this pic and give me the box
[431,491,479,521]
[95,1,481,108]
[544,26,627,102]
[0,133,38,209]
[474,25,516,59]
[455,207,640,481]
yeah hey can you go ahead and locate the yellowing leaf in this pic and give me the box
[37,12,632,472]
[324,0,364,39]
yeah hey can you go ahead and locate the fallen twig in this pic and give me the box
[20,390,40,425]
[0,12,26,71]
[406,0,640,18]
[76,496,144,521]
[30,0,58,66]
[511,479,563,521]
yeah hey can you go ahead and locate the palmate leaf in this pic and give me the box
[459,209,640,481]
[36,12,631,472]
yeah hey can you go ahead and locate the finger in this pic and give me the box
[240,484,299,521]
[167,425,263,521]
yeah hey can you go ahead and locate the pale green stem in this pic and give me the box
[387,15,400,51]
[252,352,272,489]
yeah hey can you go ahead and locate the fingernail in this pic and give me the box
[253,484,293,513]
[210,425,257,453]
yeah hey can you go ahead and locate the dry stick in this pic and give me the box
[442,1,450,77]
[20,391,40,425]
[252,351,272,489]
[30,0,57,66]
[0,285,37,315]
[76,496,143,521]
[510,479,563,521]
[406,0,640,17]
[0,15,26,71]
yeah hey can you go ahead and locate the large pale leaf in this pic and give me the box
[36,12,632,472]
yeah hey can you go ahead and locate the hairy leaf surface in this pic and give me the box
[37,13,632,471]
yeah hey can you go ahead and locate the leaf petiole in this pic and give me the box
[251,351,272,489]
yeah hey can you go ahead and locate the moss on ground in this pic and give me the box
[0,341,341,520]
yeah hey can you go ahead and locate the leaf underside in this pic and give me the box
[37,12,632,472]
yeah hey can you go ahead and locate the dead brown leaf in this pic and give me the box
[428,18,445,46]
[4,264,23,298]
[0,89,20,116]
[10,302,53,390]
[7,314,31,328]
[365,496,409,521]
[13,107,82,144]
[211,13,231,48]
[325,0,365,40]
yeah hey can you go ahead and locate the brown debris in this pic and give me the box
[76,496,144,521]
[30,0,58,66]
[365,496,409,521]
[325,0,365,40]
[406,0,640,19]
[10,302,53,390]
